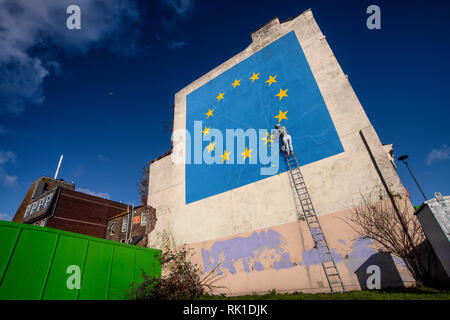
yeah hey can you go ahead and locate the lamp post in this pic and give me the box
[397,155,427,201]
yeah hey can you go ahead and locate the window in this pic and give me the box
[44,195,52,208]
[120,239,125,243]
[30,202,37,215]
[25,205,31,217]
[109,222,116,236]
[37,199,44,211]
[40,219,47,227]
[121,217,128,232]
[141,212,147,226]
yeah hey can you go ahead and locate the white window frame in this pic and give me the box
[44,195,52,208]
[37,199,44,211]
[121,216,128,232]
[109,222,116,236]
[30,202,37,215]
[141,212,147,226]
[25,205,31,217]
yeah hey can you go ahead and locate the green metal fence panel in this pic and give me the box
[42,235,89,300]
[0,221,161,300]
[108,246,135,300]
[0,229,59,300]
[79,241,115,300]
[0,225,20,286]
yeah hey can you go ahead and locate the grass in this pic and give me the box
[198,287,450,300]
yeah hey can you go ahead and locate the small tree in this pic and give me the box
[139,164,149,205]
[127,245,225,300]
[348,191,430,286]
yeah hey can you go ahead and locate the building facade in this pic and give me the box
[105,205,156,246]
[13,176,129,239]
[147,10,414,294]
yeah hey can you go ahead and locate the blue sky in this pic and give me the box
[1,0,449,221]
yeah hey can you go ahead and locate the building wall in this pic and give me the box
[45,189,128,239]
[105,206,156,246]
[12,176,74,223]
[147,10,411,293]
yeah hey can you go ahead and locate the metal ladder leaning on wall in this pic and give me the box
[285,153,345,292]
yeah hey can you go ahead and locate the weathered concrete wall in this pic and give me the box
[147,10,410,293]
[190,208,414,295]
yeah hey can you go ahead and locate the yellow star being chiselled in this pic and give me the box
[206,141,216,153]
[265,75,277,86]
[232,79,241,88]
[274,110,288,123]
[205,108,214,118]
[249,73,260,82]
[240,146,253,160]
[261,131,274,146]
[221,150,231,163]
[275,88,288,100]
[202,126,210,136]
[216,92,225,102]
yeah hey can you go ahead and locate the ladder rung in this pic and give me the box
[286,156,344,292]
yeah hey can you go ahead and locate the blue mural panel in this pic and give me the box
[185,31,344,204]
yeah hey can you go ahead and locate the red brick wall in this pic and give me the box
[46,189,128,239]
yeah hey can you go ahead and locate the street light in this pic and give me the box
[397,155,427,201]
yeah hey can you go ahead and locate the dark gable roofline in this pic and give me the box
[149,147,172,165]
[107,205,154,222]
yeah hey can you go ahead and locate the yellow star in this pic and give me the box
[274,110,288,123]
[261,131,274,146]
[205,108,214,118]
[275,88,288,100]
[249,72,260,82]
[206,141,216,153]
[265,75,277,86]
[232,79,241,88]
[240,146,253,160]
[216,92,225,102]
[221,150,231,163]
[202,126,210,136]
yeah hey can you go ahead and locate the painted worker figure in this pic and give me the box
[274,124,294,157]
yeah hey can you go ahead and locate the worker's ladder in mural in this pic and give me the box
[285,153,345,292]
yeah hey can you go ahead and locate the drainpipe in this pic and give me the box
[126,206,134,244]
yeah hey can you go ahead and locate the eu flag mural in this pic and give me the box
[185,31,344,204]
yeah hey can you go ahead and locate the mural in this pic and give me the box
[201,229,295,275]
[200,228,406,287]
[185,31,344,204]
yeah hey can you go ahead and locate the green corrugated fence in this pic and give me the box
[0,220,161,300]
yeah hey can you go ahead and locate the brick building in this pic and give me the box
[105,205,156,246]
[12,176,130,239]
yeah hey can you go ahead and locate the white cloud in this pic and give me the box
[426,145,450,166]
[0,0,141,115]
[0,213,12,221]
[159,0,195,29]
[160,0,195,16]
[0,150,16,164]
[170,40,188,49]
[0,150,18,187]
[2,174,18,187]
[77,187,110,199]
[97,154,110,162]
